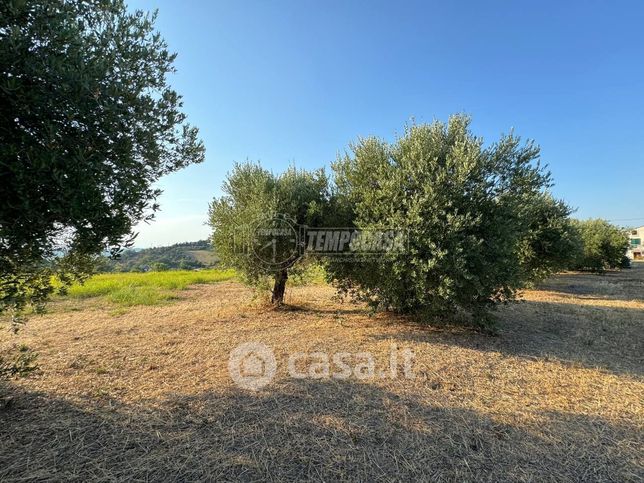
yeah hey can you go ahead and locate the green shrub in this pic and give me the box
[570,219,630,272]
[0,344,38,381]
[289,263,327,286]
[516,194,580,283]
[150,262,169,272]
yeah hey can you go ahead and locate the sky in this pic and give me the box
[127,0,644,247]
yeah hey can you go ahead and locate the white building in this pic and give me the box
[626,226,644,260]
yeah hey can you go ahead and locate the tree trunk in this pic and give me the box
[271,269,288,306]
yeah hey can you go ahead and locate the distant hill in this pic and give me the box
[99,240,218,272]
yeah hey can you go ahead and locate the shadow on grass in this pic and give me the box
[535,263,644,303]
[367,299,644,377]
[1,378,641,481]
[348,265,644,377]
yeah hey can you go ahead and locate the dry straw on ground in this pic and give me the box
[1,265,643,481]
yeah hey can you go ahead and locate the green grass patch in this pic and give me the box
[63,269,236,307]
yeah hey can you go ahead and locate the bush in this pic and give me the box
[516,194,580,283]
[150,262,169,272]
[570,219,630,272]
[325,115,572,326]
[0,345,38,381]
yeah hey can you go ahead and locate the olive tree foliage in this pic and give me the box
[516,193,579,283]
[570,219,629,272]
[208,163,329,305]
[325,115,573,326]
[0,0,204,322]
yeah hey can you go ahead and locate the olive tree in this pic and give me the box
[208,163,329,305]
[326,115,572,327]
[0,0,204,321]
[570,219,629,272]
[516,193,580,283]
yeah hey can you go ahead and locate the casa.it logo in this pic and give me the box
[228,342,277,391]
[228,342,415,391]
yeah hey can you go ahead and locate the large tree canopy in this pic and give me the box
[0,0,204,319]
[325,115,574,326]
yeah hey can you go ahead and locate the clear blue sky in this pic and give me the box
[127,0,644,247]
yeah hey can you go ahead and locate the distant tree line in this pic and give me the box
[97,241,216,272]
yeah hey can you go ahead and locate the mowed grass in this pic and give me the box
[2,265,642,480]
[63,269,236,306]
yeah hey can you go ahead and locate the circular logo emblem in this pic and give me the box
[251,214,300,267]
[228,342,277,391]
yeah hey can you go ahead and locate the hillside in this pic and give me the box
[100,240,218,272]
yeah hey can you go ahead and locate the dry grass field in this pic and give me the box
[1,265,643,481]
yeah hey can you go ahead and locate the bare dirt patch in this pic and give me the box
[1,268,643,481]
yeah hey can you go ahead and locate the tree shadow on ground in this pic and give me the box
[0,378,641,482]
[359,264,644,377]
[535,264,644,303]
[368,299,644,378]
